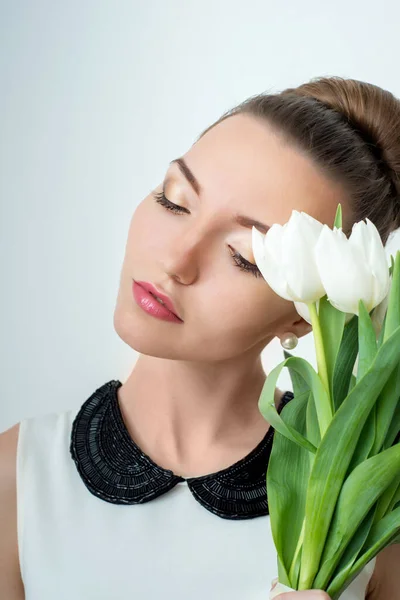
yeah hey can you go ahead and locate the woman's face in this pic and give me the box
[114,114,350,362]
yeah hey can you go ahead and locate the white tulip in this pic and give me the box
[315,219,390,316]
[253,211,389,324]
[252,210,326,304]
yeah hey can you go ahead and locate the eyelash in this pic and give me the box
[153,190,263,278]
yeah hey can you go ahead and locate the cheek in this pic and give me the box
[128,195,183,259]
[127,197,165,258]
[197,277,280,341]
[124,197,288,348]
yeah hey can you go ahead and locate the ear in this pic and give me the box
[277,316,313,341]
[295,317,313,339]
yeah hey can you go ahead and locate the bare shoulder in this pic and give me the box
[365,543,400,599]
[0,423,25,599]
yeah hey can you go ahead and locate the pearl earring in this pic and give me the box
[280,332,298,350]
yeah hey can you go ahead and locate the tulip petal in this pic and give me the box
[348,222,376,310]
[294,301,312,324]
[349,220,389,311]
[299,210,326,238]
[315,226,372,315]
[263,222,285,265]
[252,226,293,301]
[282,212,325,302]
[349,220,370,264]
[365,219,390,307]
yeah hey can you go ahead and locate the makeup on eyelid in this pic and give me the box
[152,187,262,278]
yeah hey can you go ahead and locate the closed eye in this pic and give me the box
[153,190,190,214]
[153,190,262,278]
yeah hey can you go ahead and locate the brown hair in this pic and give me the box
[198,76,400,246]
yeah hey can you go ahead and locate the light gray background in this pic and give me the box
[1,0,399,431]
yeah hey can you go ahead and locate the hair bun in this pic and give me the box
[200,74,400,245]
[282,76,400,199]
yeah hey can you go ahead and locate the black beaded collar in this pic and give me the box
[70,380,294,520]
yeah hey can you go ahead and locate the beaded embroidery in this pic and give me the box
[70,380,294,520]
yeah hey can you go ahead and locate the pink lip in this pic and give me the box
[132,280,183,323]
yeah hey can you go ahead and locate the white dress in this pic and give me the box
[16,380,376,600]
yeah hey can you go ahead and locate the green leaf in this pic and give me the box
[376,310,388,350]
[346,404,376,474]
[258,358,324,454]
[313,443,400,589]
[356,299,377,382]
[374,469,400,522]
[283,350,309,398]
[259,354,333,446]
[383,250,400,343]
[306,383,321,450]
[283,349,321,450]
[333,203,342,228]
[371,363,400,455]
[318,295,346,399]
[346,301,380,471]
[298,323,400,590]
[322,504,377,594]
[327,506,400,599]
[393,481,400,511]
[331,314,359,411]
[389,253,395,278]
[267,389,311,588]
[383,402,400,449]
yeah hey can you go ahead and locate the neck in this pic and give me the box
[117,351,283,477]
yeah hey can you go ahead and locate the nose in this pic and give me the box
[159,229,204,285]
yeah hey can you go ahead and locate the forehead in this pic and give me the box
[183,113,349,229]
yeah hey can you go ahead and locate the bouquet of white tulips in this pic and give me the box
[252,205,400,600]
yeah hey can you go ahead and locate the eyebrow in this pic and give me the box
[169,157,270,234]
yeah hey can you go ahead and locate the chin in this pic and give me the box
[112,302,186,359]
[112,293,233,362]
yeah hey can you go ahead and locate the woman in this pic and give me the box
[1,76,399,599]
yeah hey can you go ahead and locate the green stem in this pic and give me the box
[307,302,333,432]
